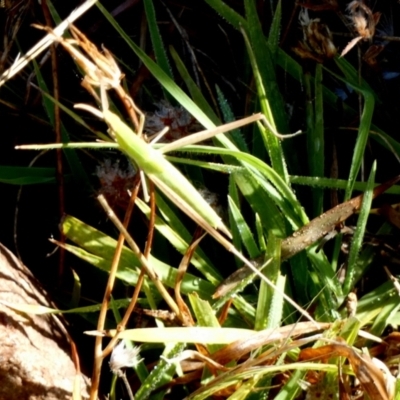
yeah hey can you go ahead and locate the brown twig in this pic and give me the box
[90,177,140,400]
[100,177,142,360]
[41,0,66,283]
[97,195,180,315]
[174,227,206,326]
[103,179,156,362]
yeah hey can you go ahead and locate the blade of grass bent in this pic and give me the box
[173,144,308,229]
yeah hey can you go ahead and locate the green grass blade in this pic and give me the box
[227,195,260,258]
[343,161,376,294]
[174,145,308,228]
[135,195,222,285]
[368,296,400,338]
[169,46,220,124]
[268,0,282,49]
[0,166,58,185]
[135,343,185,400]
[241,9,288,180]
[255,233,282,331]
[229,175,244,266]
[143,0,173,79]
[233,171,286,238]
[255,213,267,253]
[216,85,249,152]
[203,0,247,30]
[61,215,216,298]
[189,294,225,354]
[356,281,396,327]
[330,57,376,200]
[289,175,400,195]
[305,64,324,216]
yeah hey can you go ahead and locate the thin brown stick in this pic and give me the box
[174,227,206,326]
[90,176,140,400]
[103,180,157,361]
[41,0,66,283]
[97,195,180,315]
[100,177,142,362]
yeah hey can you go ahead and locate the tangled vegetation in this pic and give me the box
[1,1,400,399]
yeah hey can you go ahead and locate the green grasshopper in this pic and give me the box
[17,24,313,323]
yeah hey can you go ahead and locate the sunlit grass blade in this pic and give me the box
[343,161,376,294]
[290,175,400,194]
[173,144,308,229]
[241,18,288,180]
[135,343,185,400]
[227,195,260,259]
[255,233,283,331]
[356,281,397,327]
[61,215,217,298]
[368,296,400,338]
[330,57,376,200]
[229,175,244,266]
[189,294,226,355]
[107,327,257,343]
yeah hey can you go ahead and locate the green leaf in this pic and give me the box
[0,166,57,185]
[61,215,216,299]
[343,161,376,294]
[169,46,220,125]
[227,195,260,258]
